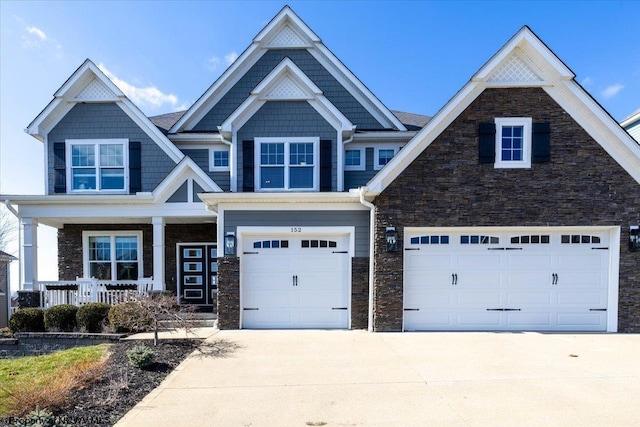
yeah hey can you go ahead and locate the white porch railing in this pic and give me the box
[34,277,154,309]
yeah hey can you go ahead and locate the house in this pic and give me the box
[3,7,639,332]
[0,250,17,328]
[622,110,640,142]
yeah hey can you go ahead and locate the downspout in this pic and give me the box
[4,200,22,294]
[358,187,375,332]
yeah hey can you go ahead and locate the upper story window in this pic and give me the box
[83,231,142,280]
[374,146,400,170]
[255,137,319,191]
[210,147,230,171]
[494,118,532,169]
[344,148,365,171]
[67,139,128,192]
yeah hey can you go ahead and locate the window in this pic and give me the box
[255,137,319,191]
[374,146,401,170]
[209,147,230,171]
[344,148,365,171]
[83,231,142,280]
[494,118,532,168]
[67,139,128,192]
[409,235,450,245]
[460,235,500,244]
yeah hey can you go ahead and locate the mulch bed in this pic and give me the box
[3,339,202,427]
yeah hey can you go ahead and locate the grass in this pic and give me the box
[0,344,110,417]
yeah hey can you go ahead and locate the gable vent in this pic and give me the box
[266,24,309,48]
[74,78,117,101]
[265,76,310,100]
[487,54,543,84]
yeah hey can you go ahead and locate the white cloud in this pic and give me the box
[581,76,593,87]
[26,26,47,41]
[207,56,221,72]
[601,83,624,99]
[99,64,179,110]
[225,51,239,65]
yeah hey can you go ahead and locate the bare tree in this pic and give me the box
[0,204,17,253]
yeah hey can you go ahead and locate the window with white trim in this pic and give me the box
[67,139,128,192]
[83,231,142,280]
[209,147,230,171]
[494,118,532,168]
[255,137,319,191]
[344,148,365,171]
[374,146,400,170]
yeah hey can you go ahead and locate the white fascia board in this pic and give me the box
[365,82,484,195]
[309,45,407,132]
[351,131,418,140]
[253,6,321,44]
[54,60,125,98]
[169,44,263,133]
[3,194,154,205]
[475,27,573,81]
[252,57,321,96]
[620,111,640,129]
[169,133,224,143]
[198,191,361,213]
[153,157,223,203]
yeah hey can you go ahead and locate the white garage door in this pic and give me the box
[404,229,611,331]
[242,234,350,329]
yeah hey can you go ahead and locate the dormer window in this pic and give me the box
[255,137,319,191]
[67,139,128,192]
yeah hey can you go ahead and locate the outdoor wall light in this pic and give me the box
[224,233,237,256]
[386,227,399,252]
[629,226,639,252]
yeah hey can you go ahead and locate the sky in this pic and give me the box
[0,0,639,287]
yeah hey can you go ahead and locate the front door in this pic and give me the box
[178,243,217,306]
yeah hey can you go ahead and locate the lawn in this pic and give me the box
[0,344,110,417]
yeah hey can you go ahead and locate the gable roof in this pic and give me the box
[169,6,406,134]
[365,26,640,195]
[152,156,223,203]
[26,59,185,163]
[0,250,17,263]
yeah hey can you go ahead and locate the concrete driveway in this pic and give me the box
[117,330,640,426]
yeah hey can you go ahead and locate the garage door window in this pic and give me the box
[561,235,601,244]
[460,235,499,244]
[301,239,337,248]
[253,240,289,249]
[409,235,450,245]
[510,235,550,244]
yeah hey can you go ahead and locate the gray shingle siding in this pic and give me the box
[345,147,376,190]
[47,103,175,194]
[237,101,337,191]
[224,210,370,257]
[192,49,384,131]
[180,148,231,191]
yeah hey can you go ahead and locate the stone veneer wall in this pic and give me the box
[217,257,240,329]
[164,223,217,294]
[0,333,124,358]
[373,87,640,332]
[351,258,370,329]
[58,224,153,281]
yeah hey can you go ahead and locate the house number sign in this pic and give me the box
[291,227,302,233]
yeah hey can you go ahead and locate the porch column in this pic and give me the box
[22,218,38,291]
[152,216,165,291]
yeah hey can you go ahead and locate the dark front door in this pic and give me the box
[178,244,217,306]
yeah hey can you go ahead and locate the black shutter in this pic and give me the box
[478,123,496,164]
[53,142,66,193]
[320,139,332,192]
[129,141,142,193]
[532,122,551,163]
[242,140,254,192]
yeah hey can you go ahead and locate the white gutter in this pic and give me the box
[358,187,375,332]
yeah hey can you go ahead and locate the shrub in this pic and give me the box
[76,302,111,333]
[9,308,45,333]
[108,302,152,333]
[44,304,78,332]
[126,344,156,369]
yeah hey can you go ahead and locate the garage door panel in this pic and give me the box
[507,291,551,305]
[457,254,501,269]
[242,234,350,329]
[506,312,551,327]
[404,228,611,332]
[456,291,500,306]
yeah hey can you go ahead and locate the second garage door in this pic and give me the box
[241,233,351,329]
[404,228,612,331]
